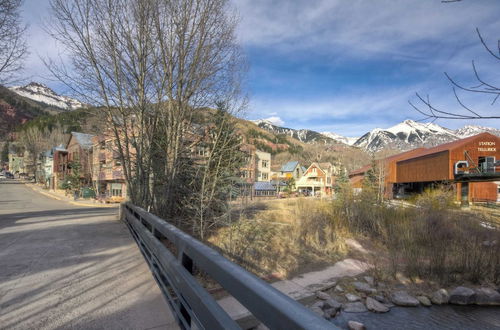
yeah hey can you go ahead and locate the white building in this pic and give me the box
[255,150,271,182]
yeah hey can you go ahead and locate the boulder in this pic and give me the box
[353,281,377,294]
[475,287,500,306]
[343,302,368,313]
[311,300,324,309]
[430,289,449,305]
[323,307,337,319]
[395,272,411,285]
[345,293,361,302]
[316,291,331,300]
[417,296,432,307]
[449,286,476,305]
[364,276,375,286]
[335,285,344,293]
[310,306,323,316]
[390,291,420,307]
[366,296,390,313]
[323,298,342,311]
[348,321,366,330]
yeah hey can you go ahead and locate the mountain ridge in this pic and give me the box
[9,82,84,111]
[252,118,500,153]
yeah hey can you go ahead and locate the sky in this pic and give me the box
[19,0,500,137]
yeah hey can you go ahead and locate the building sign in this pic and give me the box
[478,141,496,152]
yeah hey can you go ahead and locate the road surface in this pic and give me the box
[0,180,178,330]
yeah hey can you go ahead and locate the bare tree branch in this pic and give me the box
[410,28,500,120]
[0,0,28,83]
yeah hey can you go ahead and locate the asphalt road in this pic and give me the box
[0,180,178,330]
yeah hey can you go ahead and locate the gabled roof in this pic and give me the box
[397,132,499,162]
[69,132,95,150]
[254,181,276,191]
[305,162,327,175]
[349,133,500,176]
[280,161,299,172]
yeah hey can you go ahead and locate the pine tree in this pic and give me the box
[1,141,9,163]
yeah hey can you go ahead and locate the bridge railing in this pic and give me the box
[121,202,337,330]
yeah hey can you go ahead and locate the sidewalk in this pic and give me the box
[25,183,119,208]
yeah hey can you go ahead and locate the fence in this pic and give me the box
[121,202,337,330]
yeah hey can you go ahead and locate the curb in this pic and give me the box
[25,183,118,208]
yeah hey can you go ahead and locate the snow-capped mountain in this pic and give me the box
[353,120,458,152]
[9,82,84,111]
[251,119,338,144]
[250,118,500,152]
[320,132,359,146]
[353,120,500,152]
[454,125,500,138]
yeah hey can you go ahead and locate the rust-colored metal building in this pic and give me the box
[350,133,500,203]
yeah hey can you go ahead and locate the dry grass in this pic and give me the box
[210,189,500,286]
[209,198,350,278]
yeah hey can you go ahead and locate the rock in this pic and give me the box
[323,298,342,311]
[377,282,387,289]
[390,291,420,307]
[431,289,449,305]
[364,276,375,286]
[475,287,500,306]
[345,293,361,302]
[366,296,390,313]
[316,291,331,300]
[374,295,387,304]
[335,285,344,293]
[310,306,323,316]
[323,307,337,319]
[417,296,432,307]
[311,300,324,309]
[343,301,368,313]
[449,286,476,305]
[395,272,411,285]
[348,320,366,330]
[353,281,376,294]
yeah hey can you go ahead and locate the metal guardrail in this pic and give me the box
[121,202,338,330]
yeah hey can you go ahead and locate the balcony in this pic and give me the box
[96,168,124,181]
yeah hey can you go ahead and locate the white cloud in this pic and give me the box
[263,116,285,126]
[234,0,500,69]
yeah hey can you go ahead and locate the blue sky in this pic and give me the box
[20,0,500,136]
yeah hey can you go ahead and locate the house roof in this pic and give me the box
[254,181,276,191]
[396,132,499,162]
[70,132,95,150]
[270,180,287,187]
[349,133,500,176]
[318,162,332,170]
[280,161,299,172]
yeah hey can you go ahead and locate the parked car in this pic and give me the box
[0,173,5,179]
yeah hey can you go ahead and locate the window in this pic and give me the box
[115,159,122,166]
[262,173,268,180]
[111,183,122,196]
[312,167,317,174]
[478,156,495,173]
[262,160,268,168]
[100,141,106,150]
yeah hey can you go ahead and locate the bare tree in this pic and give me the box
[0,0,27,82]
[46,0,246,231]
[410,28,500,120]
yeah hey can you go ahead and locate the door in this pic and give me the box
[461,182,469,205]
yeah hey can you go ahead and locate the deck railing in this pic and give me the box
[121,202,337,330]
